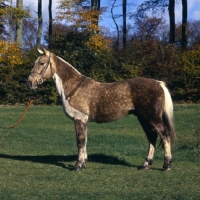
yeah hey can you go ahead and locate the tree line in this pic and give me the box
[0,0,200,105]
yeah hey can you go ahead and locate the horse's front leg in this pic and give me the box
[74,119,88,171]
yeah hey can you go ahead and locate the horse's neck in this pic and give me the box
[53,56,83,99]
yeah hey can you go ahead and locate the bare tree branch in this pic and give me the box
[111,0,119,50]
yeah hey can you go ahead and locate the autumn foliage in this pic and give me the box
[0,41,23,67]
[174,45,200,101]
[1,2,200,104]
[57,6,111,53]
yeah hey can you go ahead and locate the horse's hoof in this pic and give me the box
[73,164,85,171]
[73,166,80,171]
[138,166,149,170]
[163,166,171,171]
[73,166,83,171]
[163,158,172,171]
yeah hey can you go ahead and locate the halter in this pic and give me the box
[30,53,51,87]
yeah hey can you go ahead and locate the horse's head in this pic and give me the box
[28,47,53,89]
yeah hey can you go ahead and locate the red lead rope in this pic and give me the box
[0,99,34,129]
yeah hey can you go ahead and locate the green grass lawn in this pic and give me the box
[0,104,200,199]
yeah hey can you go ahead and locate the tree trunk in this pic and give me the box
[91,0,101,12]
[182,0,187,49]
[36,0,42,47]
[91,0,100,31]
[122,0,127,48]
[0,2,5,39]
[111,0,119,50]
[16,0,23,46]
[168,0,175,43]
[48,0,52,48]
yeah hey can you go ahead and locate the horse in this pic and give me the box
[27,47,176,171]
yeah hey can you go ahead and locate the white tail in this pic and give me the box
[159,81,176,143]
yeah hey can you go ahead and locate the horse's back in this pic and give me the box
[94,77,165,121]
[69,77,165,123]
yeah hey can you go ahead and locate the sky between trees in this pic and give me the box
[10,0,200,33]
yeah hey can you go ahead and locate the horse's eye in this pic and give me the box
[40,62,45,65]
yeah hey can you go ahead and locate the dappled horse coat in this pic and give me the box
[28,48,176,171]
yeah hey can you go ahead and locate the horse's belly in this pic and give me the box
[89,102,134,123]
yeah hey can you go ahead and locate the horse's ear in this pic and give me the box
[37,48,44,55]
[37,47,50,56]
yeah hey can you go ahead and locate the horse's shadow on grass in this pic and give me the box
[0,153,137,170]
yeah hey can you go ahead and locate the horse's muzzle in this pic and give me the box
[27,80,38,89]
[27,76,38,89]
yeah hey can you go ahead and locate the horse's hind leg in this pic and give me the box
[151,121,172,171]
[137,116,158,170]
[74,119,88,171]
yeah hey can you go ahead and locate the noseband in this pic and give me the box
[30,54,51,86]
